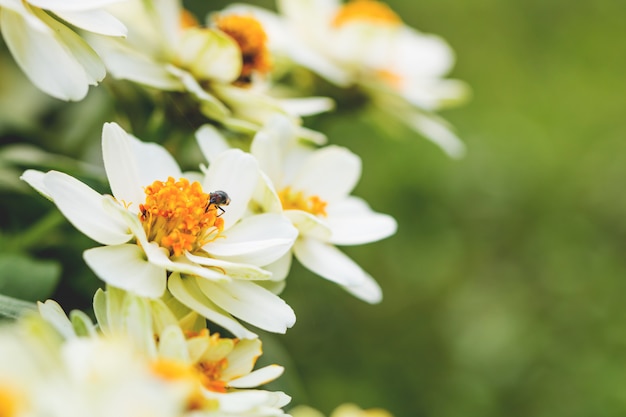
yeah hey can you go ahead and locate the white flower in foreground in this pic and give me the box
[290,403,393,417]
[199,117,397,304]
[85,0,330,141]
[0,316,188,417]
[21,122,298,339]
[228,0,469,157]
[0,0,127,101]
[38,292,291,416]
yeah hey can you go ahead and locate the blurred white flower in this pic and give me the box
[21,122,298,339]
[291,403,393,417]
[199,117,397,303]
[226,0,469,157]
[85,0,330,140]
[0,0,127,101]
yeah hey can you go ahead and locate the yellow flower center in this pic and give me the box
[139,177,224,257]
[0,384,25,417]
[214,14,272,85]
[180,9,199,30]
[332,0,402,27]
[150,359,218,411]
[278,187,328,217]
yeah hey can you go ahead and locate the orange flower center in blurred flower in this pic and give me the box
[332,0,402,27]
[0,384,25,417]
[278,187,328,217]
[180,9,199,29]
[214,14,272,85]
[139,177,224,257]
[150,358,218,411]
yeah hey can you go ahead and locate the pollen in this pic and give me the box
[214,14,272,84]
[138,177,224,257]
[150,359,218,411]
[278,187,328,217]
[332,0,402,27]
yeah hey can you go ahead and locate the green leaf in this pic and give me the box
[0,253,61,301]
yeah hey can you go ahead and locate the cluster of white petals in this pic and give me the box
[0,0,127,100]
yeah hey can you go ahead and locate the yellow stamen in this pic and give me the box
[139,177,224,257]
[214,14,272,84]
[332,0,402,27]
[376,69,403,89]
[0,385,25,417]
[150,359,218,411]
[180,9,199,30]
[278,187,328,217]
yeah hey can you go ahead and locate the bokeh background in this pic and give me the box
[2,1,626,416]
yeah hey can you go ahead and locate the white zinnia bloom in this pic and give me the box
[198,117,397,304]
[85,0,330,140]
[225,0,469,157]
[0,0,127,101]
[21,122,298,339]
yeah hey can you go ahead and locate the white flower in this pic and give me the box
[199,116,397,304]
[290,403,393,417]
[226,0,469,157]
[21,122,298,339]
[85,0,330,141]
[0,0,127,101]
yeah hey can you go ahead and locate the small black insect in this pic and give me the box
[206,190,231,217]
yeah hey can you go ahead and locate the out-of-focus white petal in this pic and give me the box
[168,273,258,339]
[157,325,190,362]
[43,171,132,245]
[197,279,296,334]
[278,97,335,117]
[1,8,94,100]
[20,169,51,200]
[83,244,167,298]
[393,28,455,79]
[101,122,144,207]
[403,110,466,159]
[206,213,297,266]
[53,9,127,37]
[229,365,285,388]
[203,149,259,229]
[195,124,231,165]
[250,115,295,187]
[37,300,75,339]
[27,0,125,11]
[220,338,261,380]
[326,197,397,245]
[184,252,272,281]
[291,146,361,202]
[178,28,241,83]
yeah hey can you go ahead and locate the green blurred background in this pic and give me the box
[2,1,626,416]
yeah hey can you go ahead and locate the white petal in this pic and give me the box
[261,251,292,282]
[195,124,232,165]
[101,122,145,207]
[1,8,93,100]
[43,171,132,245]
[83,244,166,298]
[157,325,190,362]
[220,338,261,380]
[403,111,466,159]
[206,213,297,266]
[229,365,284,388]
[144,242,229,282]
[326,197,397,245]
[203,149,259,228]
[250,115,295,187]
[53,10,127,37]
[342,274,383,304]
[127,134,182,186]
[278,97,335,117]
[291,146,361,202]
[293,237,378,291]
[284,209,331,241]
[37,300,75,339]
[168,273,258,339]
[27,0,125,11]
[197,279,296,334]
[184,252,272,281]
[20,169,51,200]
[178,28,241,83]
